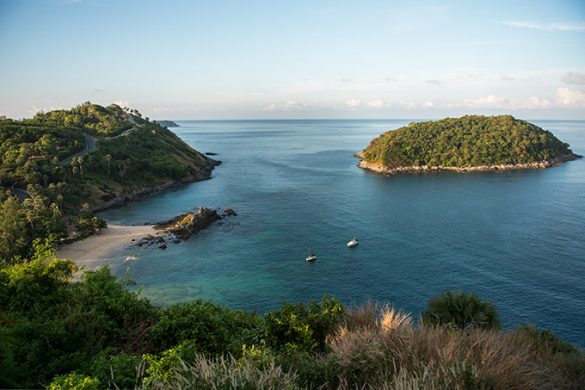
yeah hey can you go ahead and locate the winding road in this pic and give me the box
[11,134,98,201]
[59,134,97,166]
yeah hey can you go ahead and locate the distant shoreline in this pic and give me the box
[356,153,581,176]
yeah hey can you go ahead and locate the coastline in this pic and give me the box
[57,224,160,270]
[356,153,581,176]
[91,158,220,212]
[58,158,221,268]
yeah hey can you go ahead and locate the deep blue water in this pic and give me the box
[100,119,585,348]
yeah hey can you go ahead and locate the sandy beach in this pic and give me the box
[58,224,158,270]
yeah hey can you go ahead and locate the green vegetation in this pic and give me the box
[422,290,501,330]
[0,102,214,261]
[0,245,582,389]
[361,115,577,169]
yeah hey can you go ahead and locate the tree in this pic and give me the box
[422,290,500,330]
[0,197,27,260]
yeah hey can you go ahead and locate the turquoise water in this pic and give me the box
[100,119,585,348]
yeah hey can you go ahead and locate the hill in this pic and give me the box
[357,115,580,175]
[0,102,217,260]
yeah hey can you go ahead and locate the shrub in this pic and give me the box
[262,294,344,352]
[48,373,100,390]
[422,290,501,330]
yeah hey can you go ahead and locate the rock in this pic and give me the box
[222,208,237,217]
[205,152,218,156]
[159,243,167,250]
[155,207,220,240]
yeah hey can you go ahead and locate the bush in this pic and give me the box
[422,290,501,330]
[48,373,100,390]
[262,294,344,352]
[147,300,261,355]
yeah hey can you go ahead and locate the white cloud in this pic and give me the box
[555,87,585,107]
[513,96,551,109]
[345,99,361,107]
[400,100,417,109]
[425,79,441,86]
[423,101,434,108]
[456,94,553,109]
[501,74,515,81]
[113,100,129,108]
[367,99,386,108]
[262,101,306,111]
[461,95,508,108]
[561,72,585,85]
[500,20,585,31]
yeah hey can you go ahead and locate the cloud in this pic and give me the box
[425,79,441,86]
[113,100,129,108]
[561,72,585,85]
[345,99,361,107]
[454,94,552,109]
[262,101,306,111]
[367,99,386,108]
[400,101,417,109]
[341,78,352,83]
[94,88,104,93]
[385,77,397,82]
[423,101,434,108]
[514,96,551,109]
[555,87,585,107]
[500,20,585,31]
[501,74,515,81]
[460,95,508,108]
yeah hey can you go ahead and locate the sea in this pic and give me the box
[99,119,585,348]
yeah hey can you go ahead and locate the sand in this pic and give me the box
[58,224,158,270]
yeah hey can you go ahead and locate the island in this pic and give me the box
[357,115,581,175]
[0,102,217,261]
[154,120,180,127]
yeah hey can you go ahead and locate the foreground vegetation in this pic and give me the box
[0,102,214,261]
[361,115,577,169]
[0,244,582,389]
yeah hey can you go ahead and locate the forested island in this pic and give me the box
[357,115,580,175]
[0,102,217,260]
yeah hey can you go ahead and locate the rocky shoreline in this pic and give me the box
[137,207,237,249]
[355,153,581,176]
[91,158,220,212]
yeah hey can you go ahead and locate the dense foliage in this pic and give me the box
[0,102,212,261]
[0,245,583,389]
[362,115,575,168]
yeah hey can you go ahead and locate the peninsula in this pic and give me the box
[357,115,580,175]
[0,102,217,260]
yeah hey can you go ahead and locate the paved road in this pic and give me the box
[11,187,32,201]
[59,134,97,166]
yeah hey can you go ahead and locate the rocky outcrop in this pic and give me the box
[357,153,581,176]
[154,208,221,240]
[136,207,237,248]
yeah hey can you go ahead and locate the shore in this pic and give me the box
[58,224,158,270]
[356,153,581,176]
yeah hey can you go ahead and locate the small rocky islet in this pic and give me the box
[357,115,581,176]
[136,207,237,249]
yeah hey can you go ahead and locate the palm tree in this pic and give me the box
[422,290,500,330]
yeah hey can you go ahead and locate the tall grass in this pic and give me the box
[328,305,585,389]
[133,303,584,389]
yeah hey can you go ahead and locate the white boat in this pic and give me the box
[346,237,359,248]
[306,253,317,262]
[124,255,138,262]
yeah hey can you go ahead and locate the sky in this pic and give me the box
[0,0,584,119]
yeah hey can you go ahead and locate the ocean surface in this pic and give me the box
[100,119,585,348]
